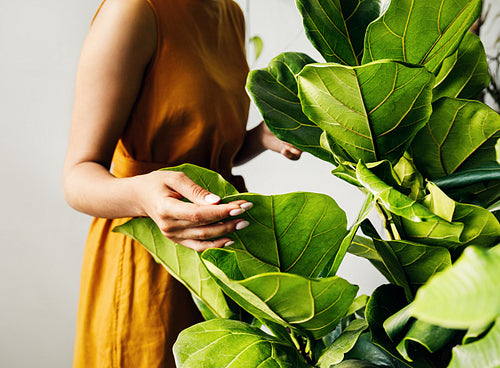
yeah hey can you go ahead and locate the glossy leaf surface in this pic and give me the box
[173,319,310,368]
[433,32,490,101]
[298,60,434,164]
[412,98,500,179]
[221,191,348,279]
[202,251,359,339]
[246,52,334,163]
[433,161,500,189]
[362,0,482,74]
[448,318,500,368]
[318,319,369,367]
[296,0,380,65]
[411,246,500,330]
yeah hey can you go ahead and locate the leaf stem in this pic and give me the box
[374,202,399,241]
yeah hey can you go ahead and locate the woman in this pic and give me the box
[62,0,300,366]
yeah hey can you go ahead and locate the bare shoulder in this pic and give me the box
[89,0,157,60]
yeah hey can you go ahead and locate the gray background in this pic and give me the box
[1,0,497,367]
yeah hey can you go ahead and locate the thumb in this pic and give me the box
[167,172,221,205]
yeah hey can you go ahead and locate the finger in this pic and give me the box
[164,171,221,205]
[177,237,234,252]
[160,197,252,226]
[174,218,250,240]
[281,147,302,160]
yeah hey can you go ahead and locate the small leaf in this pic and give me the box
[298,60,434,164]
[318,319,369,367]
[296,0,380,65]
[249,35,263,61]
[362,0,482,74]
[346,333,415,368]
[411,246,500,330]
[173,319,310,368]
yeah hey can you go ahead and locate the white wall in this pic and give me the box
[0,1,386,367]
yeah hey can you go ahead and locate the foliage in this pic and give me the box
[115,0,500,366]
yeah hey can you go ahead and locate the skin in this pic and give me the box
[62,0,301,252]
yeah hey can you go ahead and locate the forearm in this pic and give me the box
[233,124,266,166]
[234,122,302,166]
[63,162,144,219]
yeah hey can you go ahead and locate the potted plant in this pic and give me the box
[115,0,500,366]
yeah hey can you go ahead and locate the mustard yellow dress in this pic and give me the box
[73,0,250,366]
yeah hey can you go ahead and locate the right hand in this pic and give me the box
[133,170,252,252]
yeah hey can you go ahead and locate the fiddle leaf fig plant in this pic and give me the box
[116,0,500,366]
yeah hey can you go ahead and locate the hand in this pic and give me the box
[256,122,302,160]
[133,170,252,251]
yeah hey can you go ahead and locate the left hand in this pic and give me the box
[256,122,302,160]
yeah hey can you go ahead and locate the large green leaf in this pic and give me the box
[220,191,348,279]
[348,235,394,283]
[173,319,310,368]
[412,98,500,180]
[411,246,500,330]
[388,240,451,292]
[362,0,482,74]
[433,32,490,101]
[201,250,359,340]
[115,217,234,318]
[296,0,380,65]
[297,60,434,164]
[448,317,500,368]
[349,235,451,296]
[246,52,334,163]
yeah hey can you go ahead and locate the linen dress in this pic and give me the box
[73,0,250,366]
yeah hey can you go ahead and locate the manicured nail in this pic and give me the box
[229,208,245,216]
[205,194,220,204]
[224,241,235,247]
[240,202,253,211]
[235,220,250,230]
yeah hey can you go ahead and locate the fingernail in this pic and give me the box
[224,241,234,247]
[205,194,220,204]
[240,202,253,211]
[229,208,245,216]
[235,220,250,230]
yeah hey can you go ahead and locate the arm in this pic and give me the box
[234,121,302,166]
[63,0,250,251]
